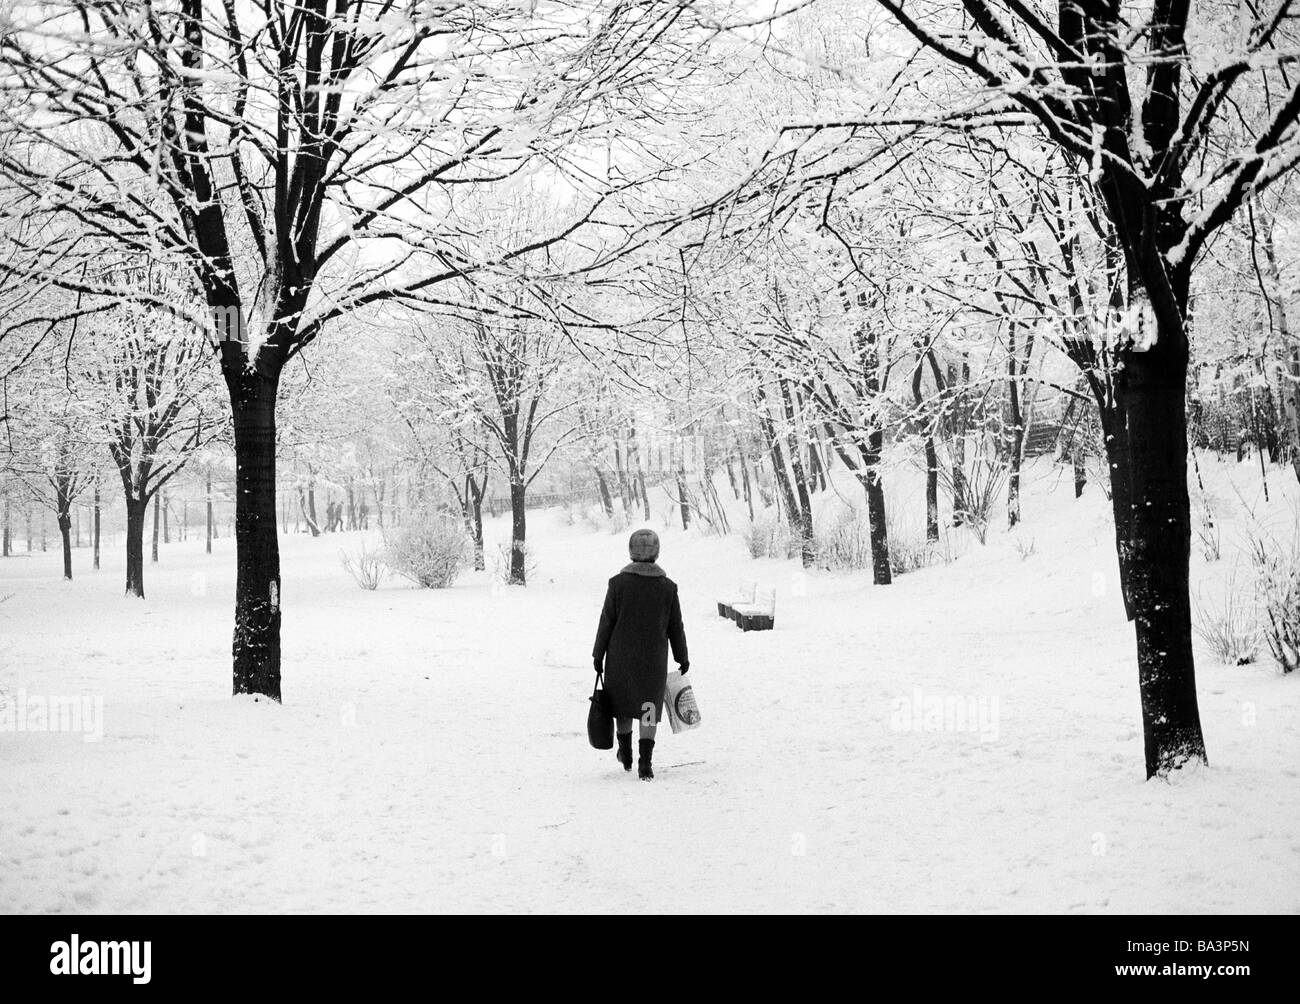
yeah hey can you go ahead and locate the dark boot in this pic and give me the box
[638,738,655,781]
[616,730,633,771]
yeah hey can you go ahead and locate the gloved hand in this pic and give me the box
[679,663,689,676]
[593,658,603,675]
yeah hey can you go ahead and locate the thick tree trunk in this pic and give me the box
[151,495,160,563]
[948,361,971,526]
[1074,449,1087,498]
[634,471,647,521]
[831,423,892,585]
[1288,345,1300,482]
[509,477,527,585]
[777,381,816,566]
[2,497,9,557]
[791,476,813,566]
[924,435,939,542]
[724,457,740,500]
[124,496,147,598]
[58,508,72,581]
[1257,204,1300,479]
[595,468,614,517]
[471,489,485,572]
[758,391,802,556]
[1007,432,1023,528]
[296,487,318,537]
[913,357,939,542]
[859,325,892,585]
[1293,345,1300,484]
[615,452,632,511]
[227,366,283,701]
[765,429,798,533]
[1098,405,1137,621]
[741,460,754,521]
[459,494,476,557]
[1123,296,1206,778]
[93,486,101,570]
[864,442,891,586]
[807,437,827,493]
[162,492,170,544]
[951,440,969,526]
[1007,336,1024,528]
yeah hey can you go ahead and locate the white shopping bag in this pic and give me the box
[663,670,701,734]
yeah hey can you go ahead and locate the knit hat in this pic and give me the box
[628,528,660,563]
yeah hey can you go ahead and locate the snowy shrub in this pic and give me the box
[491,539,538,585]
[581,506,631,534]
[962,459,1008,544]
[743,514,794,559]
[936,526,969,565]
[1195,511,1221,562]
[1013,534,1037,561]
[1193,580,1260,667]
[340,542,385,590]
[382,516,468,589]
[936,446,1007,545]
[1246,522,1300,674]
[815,506,871,571]
[880,511,939,575]
[886,527,938,576]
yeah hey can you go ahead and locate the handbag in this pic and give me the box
[663,669,701,734]
[587,669,614,749]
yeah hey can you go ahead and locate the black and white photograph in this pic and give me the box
[0,0,1295,958]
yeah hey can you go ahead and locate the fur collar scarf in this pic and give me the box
[620,562,666,577]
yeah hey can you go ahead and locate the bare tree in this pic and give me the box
[864,0,1300,776]
[83,278,224,597]
[0,0,706,698]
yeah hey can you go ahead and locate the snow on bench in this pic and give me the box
[717,581,775,632]
[716,581,755,618]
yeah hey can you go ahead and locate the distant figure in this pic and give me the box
[359,502,370,529]
[592,528,689,781]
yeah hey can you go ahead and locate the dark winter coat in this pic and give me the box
[592,563,689,724]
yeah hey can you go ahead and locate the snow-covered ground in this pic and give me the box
[2,457,1298,914]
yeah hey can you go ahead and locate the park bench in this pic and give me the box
[717,582,775,631]
[716,581,754,619]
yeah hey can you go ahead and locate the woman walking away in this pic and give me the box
[592,529,689,780]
